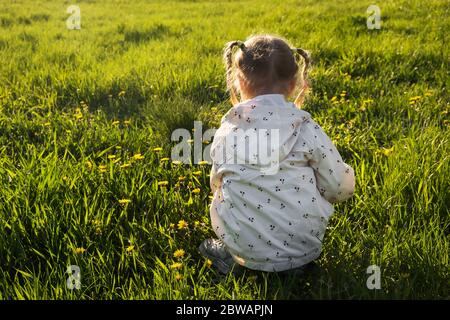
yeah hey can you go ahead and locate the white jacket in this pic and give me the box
[209,94,355,272]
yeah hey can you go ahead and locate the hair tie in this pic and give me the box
[236,41,246,51]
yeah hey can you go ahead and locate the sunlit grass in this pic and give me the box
[0,0,448,299]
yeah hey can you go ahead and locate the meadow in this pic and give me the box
[0,0,448,299]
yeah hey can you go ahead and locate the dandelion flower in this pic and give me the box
[158,181,169,187]
[119,199,132,205]
[173,249,185,258]
[175,273,183,280]
[160,157,170,162]
[192,188,201,194]
[153,147,163,152]
[205,259,213,268]
[177,220,188,230]
[380,146,394,157]
[73,247,86,255]
[120,163,131,169]
[98,165,107,173]
[170,262,183,270]
[198,160,209,165]
[133,153,145,160]
[178,176,185,182]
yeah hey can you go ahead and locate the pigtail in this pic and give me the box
[224,41,246,106]
[293,48,311,108]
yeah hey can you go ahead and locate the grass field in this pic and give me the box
[0,0,448,299]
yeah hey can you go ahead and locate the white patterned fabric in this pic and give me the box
[209,94,355,272]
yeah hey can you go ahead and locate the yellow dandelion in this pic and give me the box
[153,147,163,152]
[133,153,145,160]
[177,220,188,230]
[380,146,394,157]
[409,96,422,101]
[112,120,120,125]
[170,262,183,270]
[173,249,185,258]
[205,259,213,268]
[126,245,135,253]
[192,170,202,176]
[198,160,209,165]
[175,273,183,281]
[192,188,201,194]
[178,176,185,182]
[157,181,169,187]
[98,165,107,173]
[208,195,213,200]
[73,247,86,255]
[330,96,338,102]
[120,163,131,169]
[160,157,170,162]
[118,199,132,205]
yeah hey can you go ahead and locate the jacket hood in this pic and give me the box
[211,94,311,176]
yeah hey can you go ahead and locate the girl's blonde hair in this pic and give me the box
[224,35,310,107]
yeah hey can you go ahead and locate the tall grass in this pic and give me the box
[0,0,448,299]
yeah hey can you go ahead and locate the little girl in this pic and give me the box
[199,35,355,274]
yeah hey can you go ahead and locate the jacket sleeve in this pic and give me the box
[302,120,355,203]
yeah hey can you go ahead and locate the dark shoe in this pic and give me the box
[199,238,244,275]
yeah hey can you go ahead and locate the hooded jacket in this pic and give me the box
[209,94,355,272]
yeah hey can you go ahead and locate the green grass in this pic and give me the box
[0,0,449,299]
